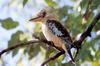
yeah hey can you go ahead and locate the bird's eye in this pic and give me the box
[42,11,46,17]
[37,9,46,18]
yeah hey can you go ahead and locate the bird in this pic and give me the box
[29,7,75,63]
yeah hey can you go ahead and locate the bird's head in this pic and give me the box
[29,7,58,23]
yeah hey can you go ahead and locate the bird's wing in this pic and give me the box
[46,20,72,43]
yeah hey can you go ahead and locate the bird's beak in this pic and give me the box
[29,11,46,22]
[29,16,42,22]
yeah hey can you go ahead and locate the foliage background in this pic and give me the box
[0,0,100,66]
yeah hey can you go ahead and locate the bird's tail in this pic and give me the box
[62,42,76,64]
[62,48,76,64]
[67,49,75,62]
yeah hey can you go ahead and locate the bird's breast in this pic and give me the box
[42,23,65,51]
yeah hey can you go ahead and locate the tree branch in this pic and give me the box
[0,38,61,57]
[41,51,65,66]
[74,13,100,48]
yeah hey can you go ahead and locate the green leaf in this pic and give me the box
[24,44,40,59]
[57,6,69,20]
[1,18,19,30]
[80,0,100,10]
[66,14,83,36]
[91,0,100,10]
[95,48,100,60]
[92,60,100,66]
[8,31,23,56]
[45,0,57,7]
[80,0,87,9]
[23,0,28,6]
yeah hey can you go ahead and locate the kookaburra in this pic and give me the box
[29,7,75,62]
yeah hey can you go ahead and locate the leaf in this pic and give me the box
[57,6,69,20]
[95,20,100,30]
[80,0,100,10]
[8,31,24,56]
[24,44,40,59]
[23,0,28,6]
[66,14,83,37]
[92,60,100,66]
[1,18,19,30]
[95,48,100,60]
[91,0,100,10]
[80,0,87,9]
[45,0,57,7]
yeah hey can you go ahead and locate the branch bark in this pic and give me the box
[0,38,60,57]
[74,13,100,48]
